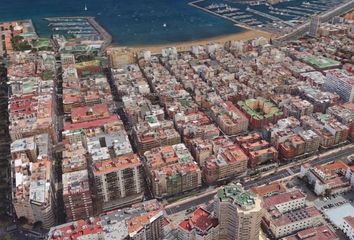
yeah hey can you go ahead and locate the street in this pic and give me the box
[165,144,354,215]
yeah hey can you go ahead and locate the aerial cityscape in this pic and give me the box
[0,0,354,240]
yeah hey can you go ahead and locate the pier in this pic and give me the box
[87,17,112,52]
[45,16,112,52]
[188,0,258,31]
[245,7,284,22]
[277,0,354,41]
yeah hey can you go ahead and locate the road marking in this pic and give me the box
[287,168,295,175]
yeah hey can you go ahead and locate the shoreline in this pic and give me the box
[109,29,274,53]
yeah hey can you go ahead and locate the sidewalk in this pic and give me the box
[164,143,354,210]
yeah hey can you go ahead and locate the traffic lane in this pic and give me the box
[164,147,354,216]
[165,170,290,215]
[290,165,301,173]
[289,147,354,174]
[165,193,215,215]
[313,148,354,165]
[244,170,290,189]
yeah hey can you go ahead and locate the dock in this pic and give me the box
[45,16,112,52]
[188,0,258,31]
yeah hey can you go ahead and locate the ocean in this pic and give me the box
[0,0,245,46]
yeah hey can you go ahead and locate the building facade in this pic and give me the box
[214,184,263,240]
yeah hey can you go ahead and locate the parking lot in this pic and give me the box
[314,191,354,211]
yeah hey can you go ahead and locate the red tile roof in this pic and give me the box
[283,225,338,240]
[64,115,120,131]
[344,216,354,229]
[251,181,286,198]
[179,207,218,234]
[270,206,321,227]
[263,190,305,209]
[71,104,110,122]
[48,218,102,240]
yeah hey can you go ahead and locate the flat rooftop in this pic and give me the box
[303,56,341,69]
[324,203,354,228]
[217,184,261,211]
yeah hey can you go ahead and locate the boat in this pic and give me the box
[84,4,88,11]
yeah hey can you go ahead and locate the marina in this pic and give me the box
[190,0,349,34]
[0,0,351,45]
[45,16,112,51]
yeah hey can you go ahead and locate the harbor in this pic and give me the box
[189,0,350,34]
[189,0,266,31]
[45,16,112,51]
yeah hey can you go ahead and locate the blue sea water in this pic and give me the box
[0,0,245,46]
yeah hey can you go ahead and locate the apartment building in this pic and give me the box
[237,97,283,129]
[300,161,351,196]
[144,144,201,198]
[279,130,320,160]
[327,103,354,139]
[272,95,314,119]
[62,170,93,222]
[8,86,57,143]
[174,111,219,143]
[48,200,164,240]
[324,69,354,103]
[240,137,278,167]
[188,138,213,166]
[297,86,339,113]
[214,184,263,240]
[263,190,322,238]
[62,141,87,173]
[210,101,249,135]
[301,115,349,148]
[92,153,144,211]
[64,103,121,131]
[12,155,56,228]
[203,144,248,184]
[133,118,181,155]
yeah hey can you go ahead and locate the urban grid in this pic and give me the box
[0,3,354,240]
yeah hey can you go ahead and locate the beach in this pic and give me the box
[110,29,274,53]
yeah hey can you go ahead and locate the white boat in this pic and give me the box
[84,4,88,11]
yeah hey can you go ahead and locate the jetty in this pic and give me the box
[87,17,112,51]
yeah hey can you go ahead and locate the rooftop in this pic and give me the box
[92,153,141,175]
[62,170,90,196]
[13,154,52,205]
[270,206,321,227]
[251,181,287,198]
[344,216,354,229]
[303,56,341,69]
[217,184,261,211]
[178,207,218,234]
[48,218,102,240]
[283,224,338,240]
[263,190,306,210]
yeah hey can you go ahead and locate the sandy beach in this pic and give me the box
[110,29,275,53]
